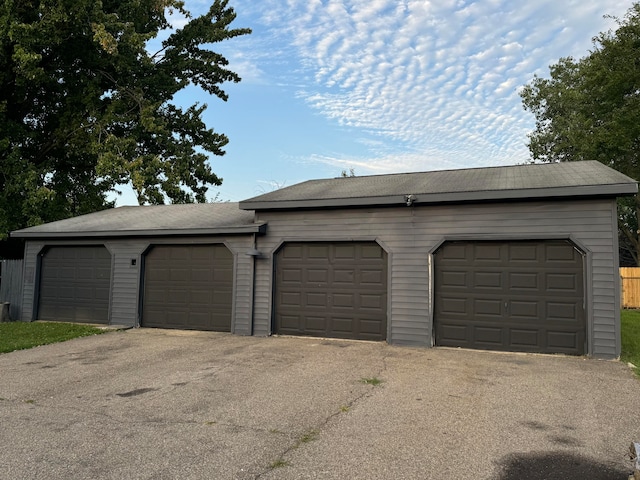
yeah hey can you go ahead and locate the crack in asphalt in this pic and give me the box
[252,350,391,479]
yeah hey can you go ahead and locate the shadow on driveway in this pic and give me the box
[497,451,629,480]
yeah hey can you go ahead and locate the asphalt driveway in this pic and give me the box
[0,329,638,479]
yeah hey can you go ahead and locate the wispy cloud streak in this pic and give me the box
[229,0,631,173]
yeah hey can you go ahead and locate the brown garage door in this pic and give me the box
[38,246,111,324]
[275,242,387,341]
[142,245,233,331]
[434,240,585,355]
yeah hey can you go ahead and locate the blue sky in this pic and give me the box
[114,0,634,205]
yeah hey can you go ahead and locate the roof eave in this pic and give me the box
[10,223,267,239]
[239,183,638,211]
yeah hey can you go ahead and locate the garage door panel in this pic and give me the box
[441,271,467,288]
[308,269,328,283]
[475,326,503,345]
[509,272,538,289]
[305,316,327,332]
[546,273,578,292]
[439,324,468,343]
[361,294,383,309]
[435,240,585,355]
[282,245,303,259]
[547,330,579,349]
[546,302,578,321]
[509,329,539,348]
[361,269,384,285]
[169,269,190,282]
[275,242,387,341]
[146,268,169,282]
[38,246,111,324]
[510,300,538,319]
[475,244,501,261]
[309,245,330,258]
[213,268,232,282]
[279,314,300,330]
[334,245,356,258]
[142,245,232,332]
[331,317,354,333]
[281,291,302,306]
[212,289,232,303]
[191,268,213,282]
[333,293,354,308]
[307,292,328,307]
[361,245,384,259]
[509,245,539,262]
[439,296,468,315]
[441,244,467,261]
[189,290,211,305]
[475,272,502,288]
[94,287,110,303]
[475,299,502,316]
[56,286,76,300]
[333,269,355,284]
[282,268,303,283]
[546,244,578,261]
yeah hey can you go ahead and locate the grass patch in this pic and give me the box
[621,310,640,376]
[360,377,383,386]
[298,429,318,444]
[0,322,106,354]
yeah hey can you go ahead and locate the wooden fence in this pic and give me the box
[0,259,23,320]
[621,267,640,309]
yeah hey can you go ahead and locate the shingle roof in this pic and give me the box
[11,202,264,238]
[239,161,638,210]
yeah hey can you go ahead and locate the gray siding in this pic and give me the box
[19,236,254,332]
[233,248,254,335]
[105,241,148,327]
[1,259,24,320]
[254,199,620,358]
[20,241,45,321]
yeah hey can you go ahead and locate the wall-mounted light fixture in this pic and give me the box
[405,194,416,206]
[245,248,262,258]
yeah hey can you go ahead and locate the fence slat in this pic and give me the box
[0,259,23,320]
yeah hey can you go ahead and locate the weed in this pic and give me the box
[299,429,318,443]
[360,377,383,386]
[340,405,350,412]
[270,459,291,469]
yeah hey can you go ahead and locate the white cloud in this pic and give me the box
[225,0,632,174]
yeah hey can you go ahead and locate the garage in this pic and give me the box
[38,246,111,324]
[275,242,387,341]
[142,244,233,331]
[434,240,585,354]
[12,161,637,358]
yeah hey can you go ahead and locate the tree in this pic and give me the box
[0,0,250,244]
[520,2,640,265]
